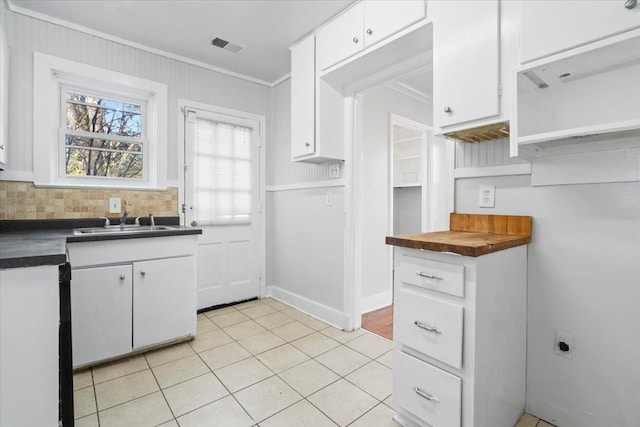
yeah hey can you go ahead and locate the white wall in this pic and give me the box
[393,186,421,235]
[456,172,640,427]
[359,85,431,312]
[266,79,347,325]
[1,7,271,184]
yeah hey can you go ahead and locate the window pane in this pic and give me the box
[195,118,252,225]
[66,93,142,138]
[65,146,143,179]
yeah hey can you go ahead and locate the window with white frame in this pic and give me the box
[62,88,146,179]
[34,52,168,189]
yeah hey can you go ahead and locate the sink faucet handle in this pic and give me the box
[148,211,155,227]
[99,216,110,227]
[134,216,141,226]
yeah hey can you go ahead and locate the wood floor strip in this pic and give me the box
[361,305,393,340]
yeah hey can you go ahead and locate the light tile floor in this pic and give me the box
[73,298,396,427]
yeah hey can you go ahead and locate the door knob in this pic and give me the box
[140,271,146,277]
[352,37,359,44]
[366,29,373,35]
[119,275,125,281]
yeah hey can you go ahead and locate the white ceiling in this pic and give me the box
[11,0,354,85]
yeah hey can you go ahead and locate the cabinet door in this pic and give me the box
[435,0,499,128]
[290,35,316,159]
[71,265,132,367]
[316,2,364,71]
[364,0,425,47]
[521,0,640,63]
[0,24,8,166]
[133,256,196,349]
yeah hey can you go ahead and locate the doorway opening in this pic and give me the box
[360,115,431,340]
[351,67,454,338]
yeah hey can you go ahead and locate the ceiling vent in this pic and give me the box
[210,37,245,54]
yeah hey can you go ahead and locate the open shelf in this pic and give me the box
[512,29,640,157]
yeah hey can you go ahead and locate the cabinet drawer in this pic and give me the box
[395,351,462,427]
[398,256,464,297]
[396,288,463,369]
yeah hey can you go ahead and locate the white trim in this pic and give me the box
[454,163,532,179]
[271,73,291,87]
[269,286,349,330]
[6,0,274,88]
[0,171,35,182]
[360,291,393,314]
[265,180,345,192]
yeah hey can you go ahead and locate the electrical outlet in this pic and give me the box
[329,163,340,179]
[325,191,333,206]
[478,186,495,208]
[553,331,575,359]
[109,197,121,214]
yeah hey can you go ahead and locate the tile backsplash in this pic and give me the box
[0,181,179,220]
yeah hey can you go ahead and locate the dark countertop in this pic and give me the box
[0,217,202,269]
[386,213,532,257]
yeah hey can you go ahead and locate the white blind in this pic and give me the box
[195,118,252,225]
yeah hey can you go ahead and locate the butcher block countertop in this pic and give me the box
[386,213,532,257]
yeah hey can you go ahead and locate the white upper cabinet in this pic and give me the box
[433,0,500,130]
[521,0,640,64]
[290,35,316,159]
[316,1,426,72]
[290,34,345,163]
[363,1,427,47]
[316,2,364,72]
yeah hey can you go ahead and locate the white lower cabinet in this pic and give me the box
[133,257,196,349]
[68,236,198,368]
[392,246,527,427]
[71,265,133,367]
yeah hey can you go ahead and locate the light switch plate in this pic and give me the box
[109,197,122,213]
[478,186,495,208]
[325,191,333,206]
[329,163,340,179]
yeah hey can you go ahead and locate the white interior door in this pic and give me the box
[184,108,261,309]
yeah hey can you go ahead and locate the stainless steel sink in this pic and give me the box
[73,225,174,235]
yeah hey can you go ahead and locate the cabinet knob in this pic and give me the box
[444,106,452,113]
[305,142,310,147]
[190,220,198,227]
[0,145,4,150]
[366,29,373,35]
[140,271,146,277]
[625,0,637,9]
[119,274,125,281]
[352,37,359,44]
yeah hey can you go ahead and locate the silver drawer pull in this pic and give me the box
[413,386,440,403]
[414,320,441,334]
[416,271,443,280]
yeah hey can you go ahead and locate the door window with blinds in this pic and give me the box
[193,117,253,225]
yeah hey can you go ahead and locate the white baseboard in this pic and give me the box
[361,291,393,314]
[269,286,349,330]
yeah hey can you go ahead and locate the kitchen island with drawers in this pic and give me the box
[386,213,532,427]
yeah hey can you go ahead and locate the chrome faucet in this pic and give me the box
[120,209,129,228]
[148,211,155,228]
[99,216,110,227]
